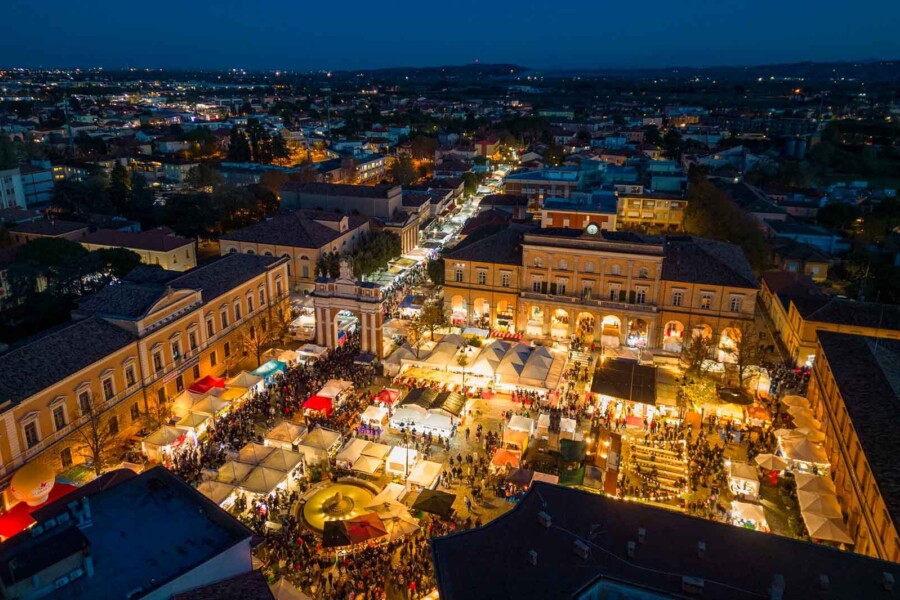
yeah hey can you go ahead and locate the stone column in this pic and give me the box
[360,312,370,353]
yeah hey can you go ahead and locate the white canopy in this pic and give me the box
[801,513,853,544]
[227,371,265,393]
[795,472,837,495]
[352,455,383,476]
[386,447,419,475]
[507,415,535,436]
[238,466,285,495]
[318,379,353,399]
[297,427,341,464]
[261,447,304,473]
[791,415,822,431]
[383,344,418,376]
[424,335,465,370]
[560,417,577,434]
[390,406,429,430]
[787,405,815,419]
[191,395,231,416]
[175,411,210,432]
[730,461,759,483]
[470,340,510,377]
[335,438,371,466]
[732,501,767,526]
[407,460,443,488]
[367,483,407,507]
[422,412,454,436]
[216,461,253,485]
[143,426,184,449]
[781,394,810,408]
[544,351,567,390]
[496,343,531,381]
[278,349,300,364]
[237,442,275,465]
[265,421,307,450]
[361,405,389,425]
[783,438,829,466]
[520,346,554,387]
[197,481,236,507]
[797,490,843,518]
[270,577,313,600]
[298,343,328,359]
[172,390,210,414]
[361,442,392,460]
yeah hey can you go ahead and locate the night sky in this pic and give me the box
[2,0,898,70]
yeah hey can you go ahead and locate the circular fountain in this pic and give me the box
[302,482,375,532]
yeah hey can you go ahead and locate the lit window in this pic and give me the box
[477,270,487,285]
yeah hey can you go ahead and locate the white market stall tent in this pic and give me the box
[732,501,769,532]
[407,460,443,489]
[795,472,836,495]
[175,411,211,436]
[335,438,372,467]
[318,379,353,401]
[352,456,384,476]
[782,438,830,471]
[507,415,535,437]
[385,447,419,477]
[191,395,232,417]
[236,442,275,466]
[367,483,407,507]
[261,447,304,474]
[142,426,188,462]
[172,390,210,415]
[470,340,510,378]
[227,371,265,395]
[265,421,308,451]
[216,461,254,485]
[298,343,329,362]
[297,427,342,465]
[239,466,286,496]
[728,461,760,500]
[520,346,554,388]
[197,481,237,508]
[360,406,389,428]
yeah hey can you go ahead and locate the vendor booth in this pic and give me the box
[297,343,328,363]
[532,472,560,485]
[336,438,372,468]
[142,426,188,462]
[253,360,287,382]
[190,375,225,394]
[277,349,300,364]
[491,448,522,471]
[728,461,760,500]
[303,395,334,417]
[197,481,237,508]
[175,411,211,437]
[361,406,389,429]
[191,394,232,417]
[368,483,406,507]
[386,447,419,477]
[352,456,384,477]
[781,438,830,474]
[375,388,401,406]
[265,421,307,451]
[261,447,304,475]
[227,371,265,395]
[237,442,275,466]
[732,501,769,532]
[801,512,853,545]
[590,359,666,428]
[238,466,286,496]
[297,427,342,465]
[507,415,535,437]
[407,460,443,489]
[317,379,353,405]
[216,461,254,485]
[173,390,209,414]
[795,472,836,495]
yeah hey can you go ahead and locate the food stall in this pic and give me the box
[302,395,334,418]
[728,461,760,500]
[297,343,329,363]
[197,481,237,508]
[142,426,188,463]
[731,501,769,532]
[265,421,307,451]
[385,447,419,477]
[360,406,389,429]
[252,359,287,382]
[507,415,535,437]
[407,460,443,489]
[317,379,354,407]
[374,388,401,407]
[227,371,265,395]
[297,427,342,466]
[189,375,226,394]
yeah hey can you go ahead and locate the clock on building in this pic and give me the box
[585,223,599,235]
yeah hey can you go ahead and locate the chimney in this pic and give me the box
[626,541,636,558]
[537,511,552,528]
[638,527,646,543]
[528,550,538,566]
[573,540,590,560]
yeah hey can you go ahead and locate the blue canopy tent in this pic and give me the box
[252,359,287,382]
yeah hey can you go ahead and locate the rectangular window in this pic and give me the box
[171,341,181,361]
[234,302,242,321]
[220,310,229,329]
[153,351,164,373]
[477,270,487,285]
[157,387,166,406]
[259,289,265,306]
[247,296,254,313]
[193,365,201,380]
[130,402,140,422]
[501,273,511,288]
[700,293,713,310]
[532,280,541,292]
[276,279,283,297]
[206,318,215,338]
[53,406,67,431]
[224,342,231,357]
[302,265,309,279]
[24,422,39,449]
[635,289,646,304]
[455,269,464,283]
[60,447,73,468]
[672,291,684,307]
[102,378,115,401]
[189,331,198,351]
[125,365,136,387]
[78,390,91,414]
[108,416,119,436]
[176,375,184,393]
[730,297,743,312]
[210,351,218,367]
[557,280,567,295]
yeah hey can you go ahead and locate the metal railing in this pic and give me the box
[519,291,658,314]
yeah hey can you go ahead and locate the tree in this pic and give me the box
[93,247,142,281]
[681,332,714,376]
[185,163,223,191]
[544,144,565,166]
[418,301,448,339]
[316,252,341,278]
[817,202,859,232]
[74,391,120,476]
[426,258,444,285]
[143,389,173,432]
[725,320,764,386]
[388,155,418,186]
[461,172,480,196]
[108,162,132,213]
[259,170,288,194]
[643,124,662,146]
[0,137,18,169]
[240,312,274,367]
[228,128,252,162]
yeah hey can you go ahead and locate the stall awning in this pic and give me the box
[303,395,333,416]
[216,387,247,402]
[318,379,353,399]
[253,360,286,378]
[491,449,521,469]
[190,375,225,394]
[375,388,401,405]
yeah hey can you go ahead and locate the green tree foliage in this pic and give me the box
[108,163,132,214]
[461,172,481,196]
[227,120,287,165]
[409,135,438,160]
[543,144,566,166]
[643,125,662,146]
[0,137,18,169]
[185,163,223,191]
[426,258,445,285]
[350,231,402,278]
[683,175,770,271]
[316,251,341,278]
[816,202,860,232]
[388,155,418,186]
[418,300,448,338]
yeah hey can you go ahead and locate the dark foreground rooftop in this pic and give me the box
[431,482,900,600]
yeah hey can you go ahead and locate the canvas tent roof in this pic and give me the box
[367,483,406,508]
[190,395,231,416]
[361,405,389,424]
[237,442,275,465]
[783,438,829,465]
[228,371,264,390]
[730,462,759,483]
[507,415,534,434]
[172,390,209,414]
[496,343,531,380]
[265,421,307,448]
[299,427,341,450]
[143,426,184,448]
[238,466,285,495]
[196,481,236,506]
[336,438,371,465]
[298,343,328,358]
[352,455,383,475]
[794,472,836,495]
[318,379,352,398]
[520,346,554,387]
[471,340,510,377]
[361,442,392,460]
[407,460,443,488]
[424,335,465,370]
[260,448,303,473]
[216,461,253,485]
[797,490,843,518]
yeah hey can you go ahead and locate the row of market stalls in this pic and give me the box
[389,387,471,438]
[391,335,566,394]
[142,371,269,462]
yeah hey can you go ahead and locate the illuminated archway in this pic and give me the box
[496,300,514,332]
[472,297,490,329]
[662,320,685,353]
[576,312,596,343]
[450,295,467,325]
[718,327,741,364]
[550,309,570,339]
[626,318,649,349]
[600,315,622,348]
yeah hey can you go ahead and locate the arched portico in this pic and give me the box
[312,260,385,357]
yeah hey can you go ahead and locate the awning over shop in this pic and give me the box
[407,460,443,488]
[252,360,287,379]
[303,395,334,416]
[265,421,307,450]
[797,490,843,518]
[411,489,456,518]
[191,395,231,416]
[175,411,210,432]
[590,359,656,405]
[491,449,521,470]
[197,481,236,506]
[227,371,264,393]
[190,375,225,394]
[336,438,371,465]
[318,379,353,399]
[375,388,401,405]
[143,426,185,449]
[795,472,836,495]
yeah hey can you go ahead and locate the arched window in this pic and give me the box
[558,259,568,271]
[638,267,650,279]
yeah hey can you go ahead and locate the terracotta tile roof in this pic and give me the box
[221,210,367,249]
[81,227,194,252]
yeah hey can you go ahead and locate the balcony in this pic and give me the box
[519,291,658,314]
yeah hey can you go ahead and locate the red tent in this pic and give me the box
[375,388,401,406]
[0,483,77,541]
[189,375,226,394]
[303,395,334,416]
[344,513,387,544]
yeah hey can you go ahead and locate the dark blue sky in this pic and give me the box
[2,0,898,70]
